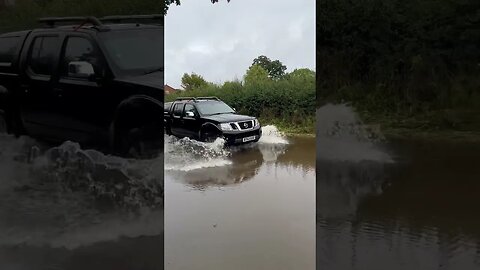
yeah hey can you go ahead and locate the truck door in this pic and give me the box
[19,33,62,139]
[182,103,201,139]
[171,102,185,137]
[52,34,112,144]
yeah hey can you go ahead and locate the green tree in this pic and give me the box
[223,80,243,91]
[181,73,208,91]
[244,64,269,86]
[252,55,287,80]
[287,68,315,81]
[319,0,480,116]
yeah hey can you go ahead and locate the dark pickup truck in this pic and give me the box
[0,15,164,157]
[164,97,262,145]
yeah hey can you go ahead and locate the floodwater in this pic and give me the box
[5,104,477,270]
[165,126,316,270]
[0,135,163,270]
[317,104,480,270]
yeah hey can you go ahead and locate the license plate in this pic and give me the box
[242,136,256,142]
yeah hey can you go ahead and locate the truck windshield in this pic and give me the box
[196,101,235,116]
[99,28,163,75]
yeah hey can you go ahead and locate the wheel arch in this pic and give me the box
[110,95,163,151]
[199,122,222,138]
[113,95,163,125]
[201,122,221,131]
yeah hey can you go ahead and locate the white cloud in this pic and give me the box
[165,0,315,89]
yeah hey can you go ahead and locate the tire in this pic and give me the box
[116,123,163,159]
[201,128,221,143]
[120,127,146,158]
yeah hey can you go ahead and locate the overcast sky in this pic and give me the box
[165,0,315,89]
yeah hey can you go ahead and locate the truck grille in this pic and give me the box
[238,120,253,130]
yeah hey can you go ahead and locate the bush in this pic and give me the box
[318,0,480,123]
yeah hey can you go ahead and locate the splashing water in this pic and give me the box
[0,134,164,210]
[164,135,231,171]
[258,125,289,145]
[0,135,164,249]
[30,141,163,209]
[165,125,289,173]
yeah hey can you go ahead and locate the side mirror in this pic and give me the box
[186,111,195,118]
[68,61,95,79]
[233,107,237,112]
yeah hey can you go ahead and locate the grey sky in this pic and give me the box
[165,0,315,89]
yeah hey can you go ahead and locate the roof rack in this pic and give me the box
[37,14,163,30]
[38,16,103,28]
[175,97,221,102]
[101,14,163,25]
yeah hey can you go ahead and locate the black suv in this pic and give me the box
[0,15,164,157]
[164,97,262,145]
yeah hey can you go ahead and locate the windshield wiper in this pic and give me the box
[144,67,164,75]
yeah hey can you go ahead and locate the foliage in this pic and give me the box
[244,65,270,87]
[252,55,287,80]
[168,67,316,134]
[318,0,480,130]
[286,68,316,85]
[181,73,209,91]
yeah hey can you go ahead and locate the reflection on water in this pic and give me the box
[0,134,163,270]
[165,126,315,270]
[317,104,480,270]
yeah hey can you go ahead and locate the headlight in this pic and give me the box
[254,119,260,127]
[220,123,233,131]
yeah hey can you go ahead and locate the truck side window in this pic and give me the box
[61,37,99,77]
[28,36,59,76]
[183,104,196,117]
[164,102,172,113]
[173,103,184,117]
[0,36,19,64]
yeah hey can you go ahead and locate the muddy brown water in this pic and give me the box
[0,126,315,270]
[165,129,316,270]
[3,110,478,270]
[317,104,480,270]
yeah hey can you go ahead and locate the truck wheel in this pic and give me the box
[116,123,163,159]
[121,127,147,158]
[201,129,221,143]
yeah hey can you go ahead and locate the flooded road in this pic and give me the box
[165,126,315,270]
[0,135,163,270]
[317,104,480,270]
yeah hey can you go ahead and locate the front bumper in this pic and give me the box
[222,126,262,145]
